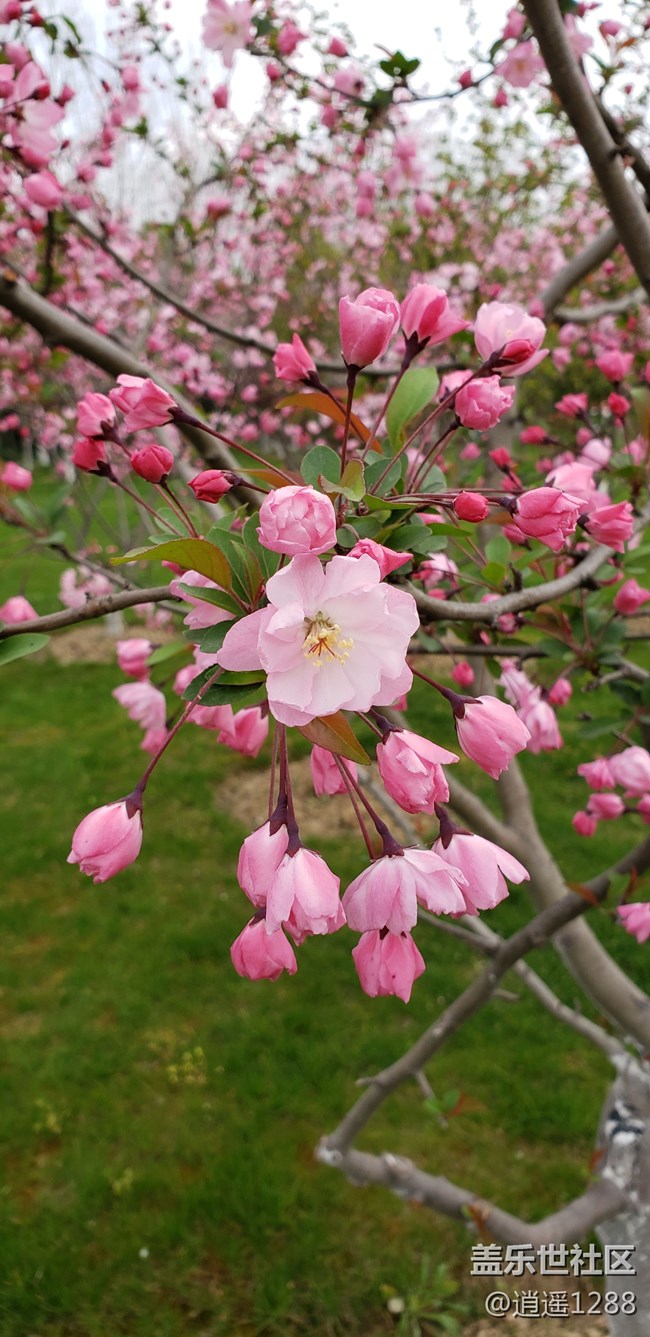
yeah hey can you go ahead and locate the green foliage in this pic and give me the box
[0,632,49,665]
[386,367,440,450]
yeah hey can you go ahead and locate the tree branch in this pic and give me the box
[541,223,620,317]
[0,585,176,639]
[523,0,650,298]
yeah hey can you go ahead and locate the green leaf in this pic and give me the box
[0,633,49,665]
[182,667,266,709]
[338,460,365,501]
[113,538,231,589]
[301,446,341,488]
[364,454,407,494]
[175,582,242,617]
[298,712,371,765]
[386,367,439,450]
[482,562,506,587]
[192,621,232,654]
[148,640,192,667]
[485,535,511,566]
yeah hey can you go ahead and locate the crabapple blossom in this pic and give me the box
[0,595,38,623]
[71,438,109,473]
[555,393,588,417]
[109,376,176,431]
[498,41,545,87]
[453,491,489,521]
[455,376,515,430]
[617,903,650,944]
[188,470,237,501]
[130,443,174,483]
[587,793,625,820]
[273,334,317,382]
[257,486,337,556]
[573,811,598,837]
[455,696,531,778]
[113,681,168,753]
[215,705,268,758]
[347,539,412,578]
[76,392,116,438]
[237,822,290,908]
[596,350,634,382]
[519,698,563,754]
[512,488,579,552]
[265,848,342,936]
[310,746,356,796]
[614,579,650,614]
[338,287,400,368]
[0,462,32,490]
[377,729,459,814]
[451,661,474,688]
[608,746,650,796]
[116,639,152,679]
[342,849,467,935]
[230,918,297,980]
[473,301,547,375]
[433,831,529,915]
[400,284,469,348]
[217,553,419,727]
[584,500,634,552]
[67,799,143,883]
[548,678,572,707]
[577,758,615,790]
[202,0,253,68]
[351,929,425,1003]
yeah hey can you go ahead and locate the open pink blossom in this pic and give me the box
[217,553,418,727]
[0,595,38,623]
[202,0,253,68]
[24,169,63,209]
[215,705,268,758]
[596,350,634,383]
[519,698,562,754]
[273,334,316,382]
[352,929,425,1002]
[433,832,529,915]
[116,638,152,680]
[67,798,143,883]
[109,375,176,431]
[455,696,531,779]
[0,462,32,491]
[257,485,337,556]
[400,284,469,347]
[343,849,467,935]
[608,746,650,797]
[498,41,545,88]
[339,287,400,368]
[377,729,459,814]
[512,487,579,552]
[231,918,297,980]
[310,746,356,796]
[474,301,547,375]
[617,903,650,944]
[265,848,342,936]
[455,376,515,430]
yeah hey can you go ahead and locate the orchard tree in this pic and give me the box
[2,0,650,1331]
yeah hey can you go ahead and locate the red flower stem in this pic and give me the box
[113,478,182,534]
[159,480,199,537]
[172,411,296,484]
[333,756,375,859]
[135,665,224,794]
[359,359,409,463]
[408,422,460,492]
[268,723,280,820]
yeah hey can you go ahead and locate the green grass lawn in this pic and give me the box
[1,481,649,1335]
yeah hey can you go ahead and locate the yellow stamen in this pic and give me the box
[303,612,353,666]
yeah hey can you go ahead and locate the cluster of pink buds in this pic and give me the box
[574,746,650,837]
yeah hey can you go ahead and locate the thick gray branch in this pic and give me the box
[541,223,620,317]
[0,585,175,639]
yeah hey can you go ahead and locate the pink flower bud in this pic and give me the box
[573,811,597,837]
[109,375,176,431]
[614,579,650,615]
[453,491,489,522]
[67,797,143,883]
[188,469,236,501]
[257,485,337,555]
[455,377,515,430]
[555,393,588,418]
[584,500,634,552]
[230,918,297,980]
[310,746,356,796]
[327,37,347,56]
[617,902,650,944]
[455,696,530,779]
[24,169,63,209]
[577,757,615,790]
[609,746,650,797]
[72,437,109,473]
[400,284,469,347]
[212,83,229,108]
[587,792,625,821]
[237,822,290,908]
[265,848,342,936]
[339,287,400,368]
[548,677,572,706]
[608,392,630,418]
[596,350,633,382]
[0,594,38,623]
[131,443,174,483]
[513,488,580,552]
[377,729,458,814]
[458,68,473,88]
[520,425,547,444]
[348,538,411,578]
[0,461,32,491]
[273,334,316,382]
[116,638,152,679]
[343,849,466,935]
[352,929,425,1002]
[451,661,474,688]
[76,392,116,438]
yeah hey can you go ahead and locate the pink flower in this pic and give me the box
[216,705,268,757]
[614,579,650,615]
[257,485,337,556]
[67,798,143,883]
[608,746,650,797]
[455,696,531,779]
[188,469,236,502]
[202,0,253,68]
[116,638,152,679]
[113,682,167,751]
[451,661,474,688]
[343,849,467,934]
[502,7,526,40]
[237,822,290,907]
[453,491,489,522]
[170,570,234,632]
[24,169,63,209]
[577,758,615,790]
[400,284,469,348]
[348,538,412,578]
[327,37,348,57]
[310,746,356,796]
[608,392,630,419]
[0,595,38,623]
[596,350,634,382]
[212,83,229,108]
[455,377,515,430]
[474,301,547,376]
[573,811,597,836]
[0,461,32,491]
[555,393,588,418]
[218,553,418,727]
[277,19,305,55]
[131,443,174,483]
[548,677,572,707]
[230,918,297,980]
[109,375,176,431]
[377,729,459,814]
[273,334,316,383]
[498,41,545,88]
[520,425,548,444]
[76,392,116,438]
[265,848,342,935]
[352,929,425,1002]
[519,699,563,754]
[587,792,625,820]
[512,488,579,552]
[72,438,109,473]
[584,500,634,552]
[433,832,529,915]
[339,287,400,368]
[618,903,650,944]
